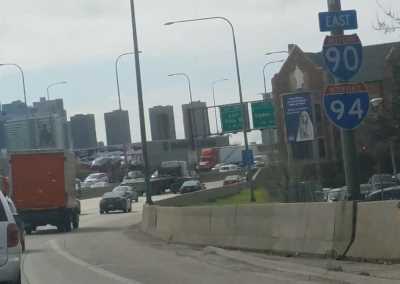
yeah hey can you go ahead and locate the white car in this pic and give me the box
[219,164,240,173]
[211,163,225,171]
[0,191,22,284]
[82,173,109,188]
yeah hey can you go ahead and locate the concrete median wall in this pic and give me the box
[142,201,355,257]
[348,200,400,261]
[154,184,243,207]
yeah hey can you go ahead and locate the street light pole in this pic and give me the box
[129,0,152,205]
[165,16,255,201]
[262,60,284,95]
[265,50,289,56]
[168,73,197,166]
[115,52,134,110]
[168,73,193,103]
[211,78,228,134]
[0,63,27,105]
[47,81,67,100]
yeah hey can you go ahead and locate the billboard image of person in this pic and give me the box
[297,111,314,142]
[283,93,315,143]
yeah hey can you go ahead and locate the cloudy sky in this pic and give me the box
[0,0,398,144]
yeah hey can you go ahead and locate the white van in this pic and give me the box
[0,191,22,283]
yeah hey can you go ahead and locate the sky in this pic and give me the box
[0,0,398,145]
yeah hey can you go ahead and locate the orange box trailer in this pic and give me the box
[9,150,79,234]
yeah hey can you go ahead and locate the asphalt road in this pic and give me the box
[21,192,399,284]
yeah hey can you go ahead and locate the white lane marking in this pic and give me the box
[49,240,142,284]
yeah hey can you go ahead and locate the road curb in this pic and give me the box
[202,246,397,284]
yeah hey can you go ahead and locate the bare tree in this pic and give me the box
[375,0,400,33]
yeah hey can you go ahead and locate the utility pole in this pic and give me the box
[328,0,360,201]
[129,0,152,204]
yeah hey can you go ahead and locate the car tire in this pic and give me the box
[72,213,79,230]
[25,226,33,235]
[100,210,104,214]
[57,224,65,233]
[64,214,72,233]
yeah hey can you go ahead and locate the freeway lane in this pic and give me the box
[21,191,385,284]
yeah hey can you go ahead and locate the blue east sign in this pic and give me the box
[319,10,358,32]
[322,34,363,82]
[323,83,369,130]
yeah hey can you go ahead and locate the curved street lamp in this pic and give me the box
[262,60,284,95]
[0,63,27,105]
[168,73,193,103]
[47,81,67,100]
[168,72,196,155]
[115,52,134,110]
[265,50,289,56]
[165,16,254,200]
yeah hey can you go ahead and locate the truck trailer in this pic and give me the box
[9,150,80,234]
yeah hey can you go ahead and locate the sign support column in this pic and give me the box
[328,0,360,200]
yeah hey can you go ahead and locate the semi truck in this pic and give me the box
[9,150,80,234]
[198,146,245,171]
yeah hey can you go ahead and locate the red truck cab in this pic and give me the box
[198,148,218,171]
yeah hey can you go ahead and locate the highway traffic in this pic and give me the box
[20,194,388,284]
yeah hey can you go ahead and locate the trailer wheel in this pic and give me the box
[72,212,79,230]
[25,226,32,235]
[57,224,65,233]
[64,212,72,232]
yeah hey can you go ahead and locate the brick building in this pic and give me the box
[272,41,400,184]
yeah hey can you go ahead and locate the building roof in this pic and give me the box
[305,41,400,83]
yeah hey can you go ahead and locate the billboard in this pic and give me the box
[282,93,314,143]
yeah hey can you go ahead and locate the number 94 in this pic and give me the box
[330,99,363,120]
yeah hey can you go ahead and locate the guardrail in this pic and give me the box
[77,184,117,200]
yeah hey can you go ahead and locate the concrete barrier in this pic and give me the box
[154,184,243,207]
[142,201,354,257]
[199,168,257,183]
[349,200,400,261]
[78,184,117,200]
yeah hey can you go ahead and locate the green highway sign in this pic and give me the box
[220,103,248,133]
[251,101,276,129]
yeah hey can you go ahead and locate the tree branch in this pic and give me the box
[375,0,400,33]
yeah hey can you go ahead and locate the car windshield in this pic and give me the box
[103,192,120,198]
[87,173,104,179]
[372,174,394,183]
[182,180,198,187]
[113,186,129,193]
[225,175,240,181]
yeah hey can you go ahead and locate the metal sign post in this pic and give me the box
[320,0,361,201]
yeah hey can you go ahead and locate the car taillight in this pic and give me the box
[7,223,19,248]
